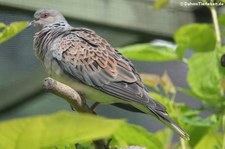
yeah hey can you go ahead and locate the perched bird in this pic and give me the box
[30,8,189,140]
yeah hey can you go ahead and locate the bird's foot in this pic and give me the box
[90,102,100,110]
[106,138,112,149]
[70,105,76,111]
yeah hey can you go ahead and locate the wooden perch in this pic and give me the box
[43,77,106,149]
[43,77,146,149]
[43,77,93,113]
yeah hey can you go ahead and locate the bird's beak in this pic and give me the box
[27,20,35,28]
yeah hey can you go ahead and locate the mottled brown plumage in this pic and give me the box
[31,8,189,140]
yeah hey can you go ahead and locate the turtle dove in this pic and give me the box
[30,8,189,140]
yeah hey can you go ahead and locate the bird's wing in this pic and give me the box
[52,27,163,108]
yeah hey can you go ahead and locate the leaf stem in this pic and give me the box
[210,6,222,49]
[182,58,188,64]
[180,138,186,149]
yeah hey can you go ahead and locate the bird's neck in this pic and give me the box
[34,22,70,61]
[42,21,71,30]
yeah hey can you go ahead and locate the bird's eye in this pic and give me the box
[42,13,49,18]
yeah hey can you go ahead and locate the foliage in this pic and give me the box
[0,22,28,44]
[174,23,216,52]
[187,51,224,106]
[112,124,163,149]
[1,3,225,149]
[0,111,124,149]
[0,111,161,149]
[118,44,178,61]
[118,4,225,149]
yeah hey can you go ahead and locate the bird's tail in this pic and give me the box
[152,109,189,140]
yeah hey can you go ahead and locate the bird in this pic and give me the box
[30,8,189,140]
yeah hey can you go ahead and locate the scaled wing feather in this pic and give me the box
[52,28,157,106]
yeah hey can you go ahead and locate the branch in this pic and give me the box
[43,77,108,149]
[43,77,93,113]
[43,77,146,149]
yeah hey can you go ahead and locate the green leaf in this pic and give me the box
[0,21,28,44]
[155,128,173,149]
[158,85,220,148]
[152,0,169,9]
[152,90,220,148]
[175,42,188,59]
[174,24,216,52]
[149,92,221,147]
[187,51,224,105]
[151,92,196,121]
[194,133,222,149]
[111,124,163,149]
[151,92,210,120]
[182,113,220,148]
[0,111,125,149]
[181,115,218,127]
[187,126,211,148]
[118,43,178,61]
[0,23,7,29]
[150,92,188,117]
[50,144,76,149]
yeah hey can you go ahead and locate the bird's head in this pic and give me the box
[29,8,67,29]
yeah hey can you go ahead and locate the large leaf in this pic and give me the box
[174,24,216,52]
[118,43,178,61]
[194,133,222,149]
[0,111,124,149]
[0,21,28,44]
[111,124,163,149]
[187,51,224,105]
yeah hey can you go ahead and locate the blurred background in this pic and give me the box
[0,0,218,135]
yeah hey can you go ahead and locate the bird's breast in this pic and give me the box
[52,69,123,104]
